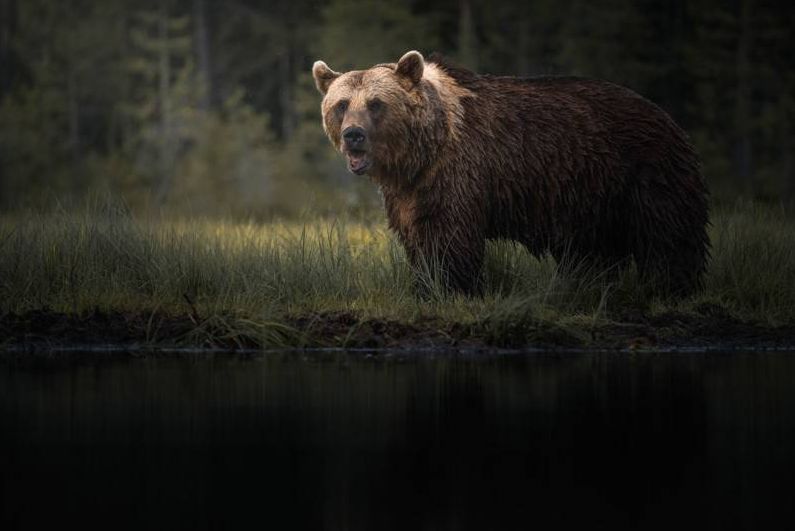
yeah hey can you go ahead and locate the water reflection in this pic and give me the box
[2,352,794,530]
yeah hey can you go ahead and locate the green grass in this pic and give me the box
[1,201,794,348]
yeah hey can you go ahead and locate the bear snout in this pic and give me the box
[342,126,367,150]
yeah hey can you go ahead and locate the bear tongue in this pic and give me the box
[347,152,368,173]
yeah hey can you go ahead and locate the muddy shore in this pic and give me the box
[2,308,794,355]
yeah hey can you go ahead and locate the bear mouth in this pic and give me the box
[345,150,371,175]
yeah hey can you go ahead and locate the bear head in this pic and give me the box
[312,51,450,182]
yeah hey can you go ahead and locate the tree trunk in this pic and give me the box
[157,4,173,205]
[784,118,794,204]
[67,60,80,162]
[193,0,212,110]
[515,4,530,76]
[0,0,18,96]
[458,0,477,70]
[278,45,294,139]
[734,0,754,197]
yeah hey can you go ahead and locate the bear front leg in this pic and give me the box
[404,224,485,297]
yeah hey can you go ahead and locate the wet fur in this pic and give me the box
[317,53,710,295]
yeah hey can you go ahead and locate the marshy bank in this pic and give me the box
[1,203,794,352]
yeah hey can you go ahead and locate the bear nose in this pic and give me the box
[343,126,366,149]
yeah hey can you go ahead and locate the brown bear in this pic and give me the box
[312,51,709,295]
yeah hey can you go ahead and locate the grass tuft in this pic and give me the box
[1,201,794,348]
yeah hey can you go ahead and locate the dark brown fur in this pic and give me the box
[313,52,710,295]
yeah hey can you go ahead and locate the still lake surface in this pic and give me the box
[2,351,794,530]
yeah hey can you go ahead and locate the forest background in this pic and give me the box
[1,0,792,217]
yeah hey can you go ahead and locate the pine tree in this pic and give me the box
[125,5,195,204]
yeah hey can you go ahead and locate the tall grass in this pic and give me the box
[1,201,793,346]
[705,204,795,322]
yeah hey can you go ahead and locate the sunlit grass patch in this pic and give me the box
[1,201,794,348]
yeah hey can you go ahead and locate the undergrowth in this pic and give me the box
[1,201,793,348]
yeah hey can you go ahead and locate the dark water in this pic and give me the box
[2,352,795,530]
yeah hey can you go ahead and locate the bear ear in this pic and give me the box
[395,50,424,89]
[312,60,341,95]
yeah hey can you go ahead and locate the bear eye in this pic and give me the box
[335,99,349,115]
[367,98,384,113]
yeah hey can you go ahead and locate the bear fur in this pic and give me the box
[313,51,710,295]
